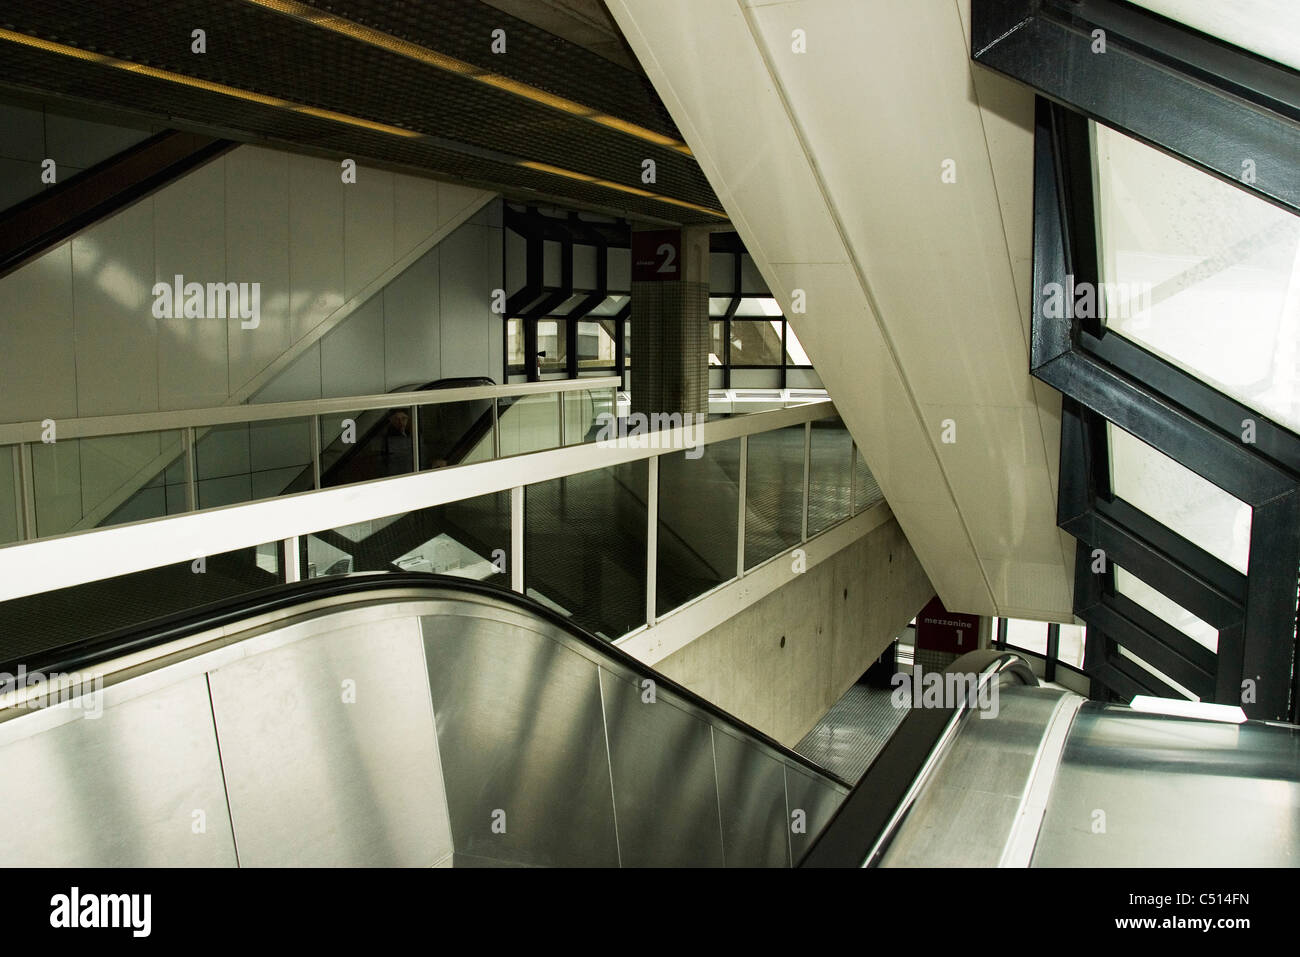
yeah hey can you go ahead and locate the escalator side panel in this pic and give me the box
[422,611,620,868]
[599,667,724,867]
[712,725,791,867]
[207,611,452,867]
[0,673,235,866]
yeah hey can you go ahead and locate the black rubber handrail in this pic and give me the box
[7,571,849,789]
[798,650,1038,867]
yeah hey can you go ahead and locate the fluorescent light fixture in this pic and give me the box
[1129,695,1247,724]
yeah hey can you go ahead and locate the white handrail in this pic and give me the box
[0,376,621,444]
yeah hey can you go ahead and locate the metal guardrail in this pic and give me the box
[1,377,621,543]
[0,397,869,619]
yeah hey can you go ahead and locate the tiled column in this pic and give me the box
[630,226,710,419]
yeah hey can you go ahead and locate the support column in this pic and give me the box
[630,226,710,420]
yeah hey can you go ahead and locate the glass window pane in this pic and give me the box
[1114,565,1218,652]
[588,294,629,317]
[526,463,647,640]
[537,318,567,374]
[506,318,525,375]
[1095,122,1300,433]
[808,417,852,535]
[709,296,731,317]
[734,296,783,317]
[1004,618,1048,655]
[1058,623,1086,669]
[1108,422,1251,573]
[710,320,724,366]
[785,321,811,366]
[657,440,740,616]
[1116,645,1199,701]
[731,319,784,366]
[744,424,805,569]
[576,319,617,370]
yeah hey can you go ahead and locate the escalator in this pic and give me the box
[1,573,1294,866]
[0,574,848,867]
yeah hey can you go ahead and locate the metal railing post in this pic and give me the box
[801,420,812,542]
[409,405,420,472]
[646,455,659,627]
[283,536,302,583]
[510,485,524,593]
[310,414,322,490]
[492,399,501,459]
[736,435,747,578]
[183,427,198,512]
[849,439,858,516]
[18,443,35,540]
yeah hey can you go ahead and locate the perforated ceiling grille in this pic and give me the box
[0,0,722,223]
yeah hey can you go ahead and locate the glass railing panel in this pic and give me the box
[301,491,510,587]
[657,439,740,617]
[0,539,281,664]
[419,398,496,469]
[563,386,615,446]
[193,418,312,508]
[744,424,806,570]
[853,446,883,512]
[526,462,647,640]
[0,449,17,544]
[498,392,562,456]
[315,407,416,490]
[808,417,852,535]
[31,430,185,536]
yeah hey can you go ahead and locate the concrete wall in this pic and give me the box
[655,517,934,747]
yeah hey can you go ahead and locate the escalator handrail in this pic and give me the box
[798,649,1038,867]
[10,571,851,789]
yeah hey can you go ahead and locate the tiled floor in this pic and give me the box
[794,680,910,782]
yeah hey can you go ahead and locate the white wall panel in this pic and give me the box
[72,200,157,415]
[393,174,440,259]
[343,168,395,300]
[154,159,229,410]
[321,295,385,398]
[439,223,500,382]
[0,243,77,420]
[288,154,345,344]
[382,247,441,390]
[227,147,292,396]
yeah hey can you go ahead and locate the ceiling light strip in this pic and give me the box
[242,0,693,155]
[0,27,421,138]
[0,27,722,218]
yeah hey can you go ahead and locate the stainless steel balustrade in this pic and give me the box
[0,582,848,867]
